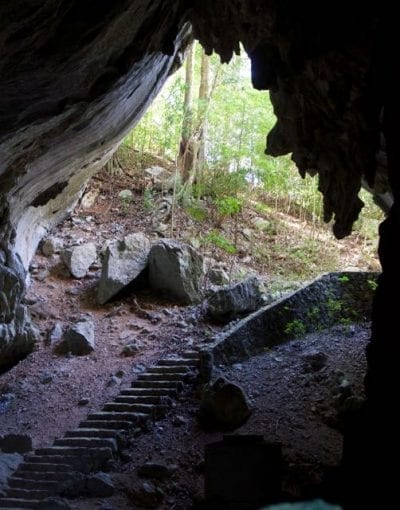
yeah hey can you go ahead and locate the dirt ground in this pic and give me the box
[0,164,376,508]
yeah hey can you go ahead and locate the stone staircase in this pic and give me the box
[0,350,199,509]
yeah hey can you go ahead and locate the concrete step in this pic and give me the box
[79,419,133,430]
[132,380,183,390]
[19,462,72,472]
[158,358,198,367]
[120,388,177,397]
[12,471,69,482]
[147,366,189,374]
[7,478,58,491]
[5,488,49,499]
[53,437,118,452]
[0,498,39,508]
[65,428,121,439]
[87,412,152,429]
[137,373,187,382]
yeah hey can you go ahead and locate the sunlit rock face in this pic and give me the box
[0,0,189,366]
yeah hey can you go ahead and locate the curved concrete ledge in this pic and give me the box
[199,272,378,378]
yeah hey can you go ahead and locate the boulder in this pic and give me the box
[206,276,264,321]
[149,239,204,304]
[87,472,115,497]
[61,243,97,278]
[61,319,95,355]
[199,377,252,431]
[0,434,32,453]
[138,462,178,480]
[97,233,151,304]
[46,322,63,345]
[41,237,63,257]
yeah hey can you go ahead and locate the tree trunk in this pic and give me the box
[178,42,195,182]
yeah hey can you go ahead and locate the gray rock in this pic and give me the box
[87,472,115,497]
[149,239,204,304]
[0,250,38,369]
[0,453,22,494]
[302,351,328,372]
[46,322,63,345]
[40,372,53,384]
[206,276,264,321]
[121,343,139,357]
[42,237,63,257]
[36,496,72,509]
[199,377,252,431]
[208,266,230,286]
[0,434,32,454]
[61,242,97,278]
[138,462,178,480]
[61,319,95,355]
[97,233,151,304]
[131,481,165,509]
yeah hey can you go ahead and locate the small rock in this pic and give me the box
[107,376,121,387]
[118,189,133,201]
[0,434,32,454]
[121,343,139,357]
[42,237,63,257]
[61,243,97,278]
[78,398,89,406]
[208,266,230,286]
[131,481,165,509]
[60,319,95,355]
[40,372,53,384]
[35,269,50,282]
[138,462,178,480]
[172,415,186,427]
[46,323,63,345]
[301,351,328,372]
[87,472,115,497]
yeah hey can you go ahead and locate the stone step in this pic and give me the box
[19,462,72,472]
[34,446,113,458]
[147,366,189,374]
[158,358,198,367]
[79,420,133,430]
[12,471,69,482]
[23,456,75,466]
[65,428,121,439]
[102,402,155,414]
[7,478,58,491]
[87,412,152,429]
[114,395,170,405]
[0,498,39,508]
[5,488,49,500]
[181,351,200,359]
[132,380,183,390]
[102,402,167,419]
[137,373,187,382]
[53,437,118,452]
[120,388,177,397]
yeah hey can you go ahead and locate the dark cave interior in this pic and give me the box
[1,1,399,508]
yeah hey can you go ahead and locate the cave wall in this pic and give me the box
[0,0,189,366]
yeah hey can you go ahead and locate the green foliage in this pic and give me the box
[284,319,306,337]
[338,275,350,283]
[204,230,237,254]
[143,188,154,211]
[367,279,378,291]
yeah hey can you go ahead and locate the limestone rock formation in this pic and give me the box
[149,239,204,304]
[97,233,151,304]
[61,243,97,279]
